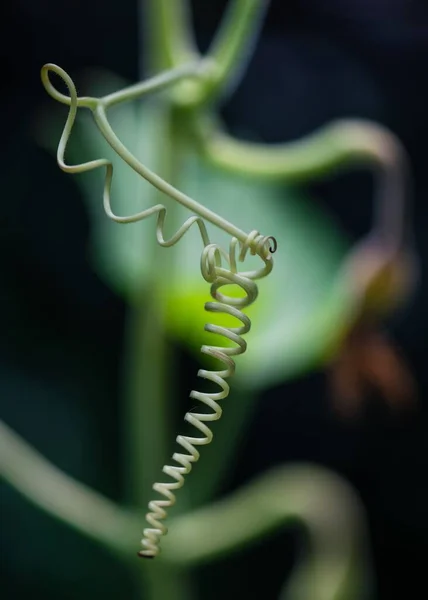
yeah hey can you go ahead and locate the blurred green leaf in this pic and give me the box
[177,152,356,390]
[36,69,355,390]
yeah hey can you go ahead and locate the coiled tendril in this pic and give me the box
[41,62,277,557]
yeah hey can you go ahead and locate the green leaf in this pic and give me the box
[176,152,356,390]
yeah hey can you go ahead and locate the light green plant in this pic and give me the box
[40,56,280,559]
[1,0,414,598]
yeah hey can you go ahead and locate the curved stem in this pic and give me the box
[195,115,410,253]
[101,62,205,108]
[199,0,270,106]
[140,1,269,109]
[0,420,369,599]
[0,420,139,560]
[43,62,277,251]
[163,464,370,599]
[41,62,205,110]
[91,105,252,243]
[142,0,198,72]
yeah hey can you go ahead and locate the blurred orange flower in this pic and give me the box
[328,238,418,419]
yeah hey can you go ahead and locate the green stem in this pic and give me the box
[0,420,138,560]
[91,104,255,244]
[0,421,369,599]
[141,0,198,73]
[195,115,402,181]
[101,62,205,109]
[123,3,197,598]
[41,62,205,111]
[163,464,369,600]
[122,285,171,505]
[121,105,187,599]
[123,0,197,509]
[199,0,270,106]
[195,114,409,250]
[138,0,269,109]
[126,10,197,599]
[142,562,195,600]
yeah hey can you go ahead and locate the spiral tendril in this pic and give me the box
[41,62,277,558]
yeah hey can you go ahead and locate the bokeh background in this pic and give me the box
[1,1,428,598]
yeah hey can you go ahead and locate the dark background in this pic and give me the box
[1,1,427,598]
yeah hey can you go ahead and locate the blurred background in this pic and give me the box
[1,0,428,598]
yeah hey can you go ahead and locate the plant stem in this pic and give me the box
[142,562,195,600]
[101,62,205,108]
[0,421,369,599]
[0,420,138,560]
[195,115,403,181]
[92,104,255,244]
[123,0,192,513]
[141,0,197,72]
[120,104,181,597]
[122,6,198,599]
[196,115,410,252]
[199,0,270,105]
[162,464,370,600]
[121,283,171,505]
